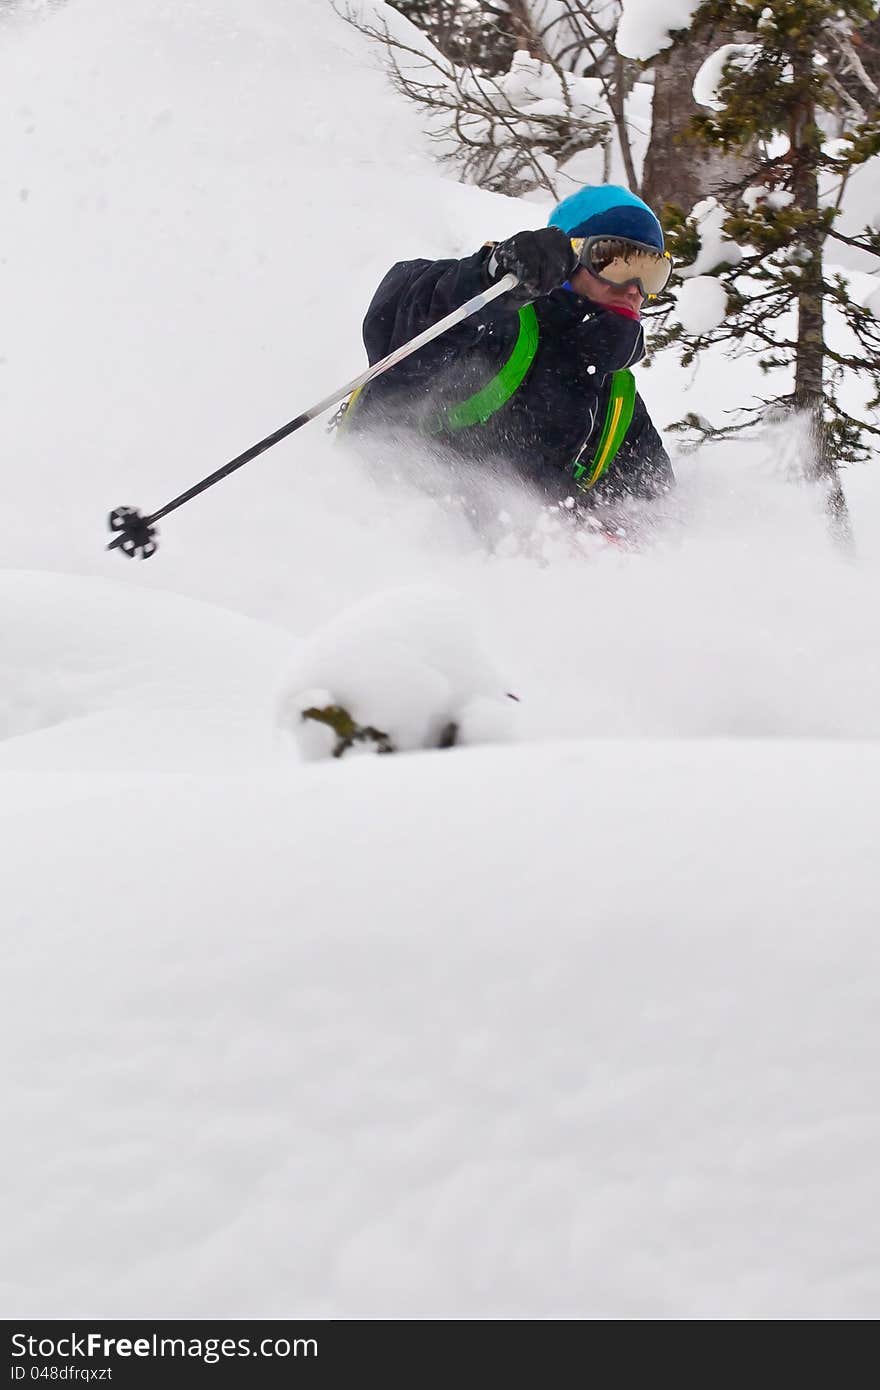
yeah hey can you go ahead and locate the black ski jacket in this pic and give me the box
[348,245,673,503]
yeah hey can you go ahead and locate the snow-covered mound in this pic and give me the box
[278,586,515,757]
[0,571,287,771]
[2,0,880,1320]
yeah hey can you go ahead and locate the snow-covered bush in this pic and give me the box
[344,1,645,198]
[277,586,517,759]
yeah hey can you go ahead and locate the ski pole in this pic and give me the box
[107,271,520,558]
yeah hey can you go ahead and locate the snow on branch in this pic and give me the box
[692,43,763,112]
[615,0,701,62]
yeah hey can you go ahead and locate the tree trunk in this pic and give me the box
[641,32,754,217]
[790,73,854,551]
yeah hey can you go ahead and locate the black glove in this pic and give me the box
[492,227,578,299]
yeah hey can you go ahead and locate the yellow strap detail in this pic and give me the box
[586,394,624,487]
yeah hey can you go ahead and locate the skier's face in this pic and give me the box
[571,265,644,313]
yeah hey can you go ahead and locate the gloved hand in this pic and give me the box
[492,227,578,299]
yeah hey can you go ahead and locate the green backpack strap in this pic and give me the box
[439,303,539,431]
[571,368,636,491]
[337,305,539,440]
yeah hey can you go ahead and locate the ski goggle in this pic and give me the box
[570,235,673,298]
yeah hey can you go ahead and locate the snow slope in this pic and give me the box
[5,742,880,1319]
[2,0,880,1319]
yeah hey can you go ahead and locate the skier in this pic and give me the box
[342,184,675,511]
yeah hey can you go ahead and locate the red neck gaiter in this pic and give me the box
[603,303,641,321]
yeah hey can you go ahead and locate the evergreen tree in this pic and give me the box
[651,0,880,541]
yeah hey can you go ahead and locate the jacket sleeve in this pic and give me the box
[598,389,675,501]
[362,247,521,365]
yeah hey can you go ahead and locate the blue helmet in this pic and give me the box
[548,184,664,251]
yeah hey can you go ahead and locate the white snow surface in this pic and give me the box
[2,0,880,1320]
